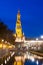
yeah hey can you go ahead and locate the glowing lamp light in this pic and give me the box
[9,56,10,60]
[24,54,26,59]
[2,39,4,42]
[1,64,3,65]
[36,60,39,65]
[31,58,35,62]
[0,44,2,48]
[36,38,38,41]
[5,60,7,64]
[40,35,43,39]
[30,57,35,62]
[7,57,9,61]
[28,55,30,59]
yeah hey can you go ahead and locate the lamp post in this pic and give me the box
[40,35,43,39]
[1,39,4,64]
[2,39,4,49]
[36,38,38,50]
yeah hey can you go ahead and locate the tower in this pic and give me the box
[16,11,22,38]
[14,10,25,42]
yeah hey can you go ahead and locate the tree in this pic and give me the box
[0,22,15,45]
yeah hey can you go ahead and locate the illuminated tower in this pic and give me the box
[14,11,25,42]
[16,11,22,38]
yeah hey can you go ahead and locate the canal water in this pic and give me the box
[13,59,43,65]
[13,51,43,65]
[24,59,43,65]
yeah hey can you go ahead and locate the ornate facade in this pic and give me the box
[14,11,25,42]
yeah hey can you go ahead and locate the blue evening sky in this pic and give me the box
[0,0,43,38]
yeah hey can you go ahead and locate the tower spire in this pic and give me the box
[17,10,21,21]
[15,10,22,38]
[18,10,20,14]
[13,10,25,42]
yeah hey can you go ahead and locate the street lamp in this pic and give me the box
[1,39,4,49]
[36,60,39,65]
[36,38,38,50]
[2,39,4,42]
[30,57,35,62]
[40,35,43,39]
[36,38,38,41]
